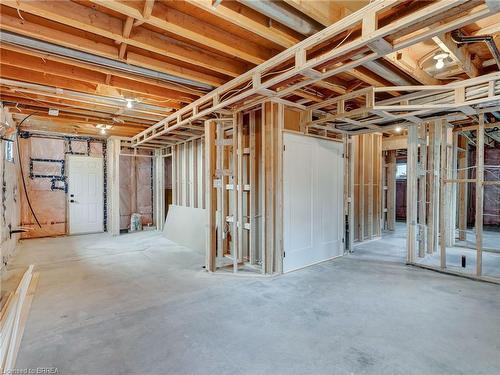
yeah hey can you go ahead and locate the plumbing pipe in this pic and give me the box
[0,30,213,90]
[451,30,500,70]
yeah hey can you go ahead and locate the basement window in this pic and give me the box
[396,164,407,179]
[4,140,14,163]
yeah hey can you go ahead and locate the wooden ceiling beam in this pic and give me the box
[88,0,274,64]
[0,64,183,109]
[11,114,141,137]
[0,3,243,81]
[1,44,204,98]
[283,0,351,26]
[5,105,152,128]
[0,50,194,104]
[9,110,149,133]
[0,87,171,118]
[185,0,300,48]
[384,49,441,85]
[280,1,432,90]
[1,96,161,124]
[432,32,480,78]
[348,67,398,94]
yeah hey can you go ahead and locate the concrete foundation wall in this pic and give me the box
[0,105,20,269]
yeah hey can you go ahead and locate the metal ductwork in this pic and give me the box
[0,78,174,113]
[451,30,500,70]
[0,31,213,91]
[238,0,321,36]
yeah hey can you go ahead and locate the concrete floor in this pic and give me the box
[353,222,500,279]
[8,230,500,374]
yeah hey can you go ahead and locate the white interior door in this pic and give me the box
[283,132,344,272]
[67,155,104,235]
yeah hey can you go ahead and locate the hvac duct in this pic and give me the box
[238,0,321,36]
[0,31,213,91]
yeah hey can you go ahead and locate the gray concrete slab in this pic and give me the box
[9,231,500,374]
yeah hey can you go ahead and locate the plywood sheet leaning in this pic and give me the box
[162,204,207,254]
[0,265,39,371]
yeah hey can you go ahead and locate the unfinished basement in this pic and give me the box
[1,1,500,374]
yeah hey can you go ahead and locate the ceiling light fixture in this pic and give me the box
[394,126,402,133]
[433,52,449,70]
[96,124,113,135]
[126,99,133,109]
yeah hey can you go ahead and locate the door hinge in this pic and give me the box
[283,145,286,151]
[283,251,285,258]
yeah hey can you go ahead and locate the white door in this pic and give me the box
[283,132,344,272]
[67,155,104,234]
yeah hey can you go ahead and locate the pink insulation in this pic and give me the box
[19,136,104,238]
[20,137,66,238]
[119,149,153,230]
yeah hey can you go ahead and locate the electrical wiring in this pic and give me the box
[15,113,42,228]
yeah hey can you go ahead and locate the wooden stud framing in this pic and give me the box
[249,111,257,264]
[417,123,427,257]
[132,1,497,148]
[154,149,165,231]
[475,115,485,276]
[107,137,121,236]
[427,120,442,255]
[406,125,418,263]
[457,135,468,241]
[205,120,216,272]
[386,150,396,231]
[439,121,449,269]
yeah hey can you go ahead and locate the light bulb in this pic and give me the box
[435,58,444,70]
[395,126,402,133]
[100,128,106,135]
[126,99,133,109]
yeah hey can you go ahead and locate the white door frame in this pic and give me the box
[67,155,104,235]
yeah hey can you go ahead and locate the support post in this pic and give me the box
[386,150,397,231]
[249,111,257,264]
[236,113,244,267]
[172,145,177,205]
[205,120,217,272]
[154,149,165,231]
[406,125,418,263]
[475,115,484,276]
[418,123,427,257]
[457,135,468,241]
[232,113,239,272]
[348,136,355,250]
[439,121,448,269]
[427,120,442,254]
[106,137,121,236]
